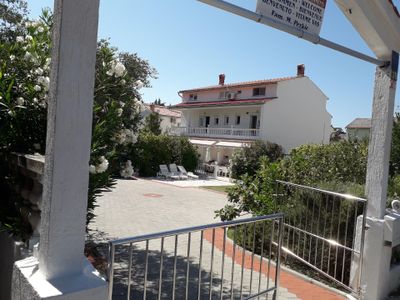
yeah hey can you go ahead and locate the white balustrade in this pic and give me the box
[170,127,260,139]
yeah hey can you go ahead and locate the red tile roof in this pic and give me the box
[179,76,299,93]
[173,98,275,108]
[346,118,371,129]
[146,105,181,117]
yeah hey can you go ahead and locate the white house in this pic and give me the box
[142,104,181,133]
[346,118,371,141]
[171,65,332,163]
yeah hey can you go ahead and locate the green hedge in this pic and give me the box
[130,133,198,177]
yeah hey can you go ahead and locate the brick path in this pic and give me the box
[204,228,345,300]
[89,179,347,299]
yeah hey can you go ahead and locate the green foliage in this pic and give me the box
[390,113,400,176]
[153,98,165,106]
[143,112,162,135]
[0,11,156,237]
[217,141,368,221]
[230,140,283,179]
[131,133,198,177]
[0,0,27,41]
[281,140,368,186]
[216,157,283,221]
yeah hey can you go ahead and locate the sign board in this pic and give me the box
[256,0,327,36]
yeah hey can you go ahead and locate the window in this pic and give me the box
[170,117,176,124]
[189,94,198,100]
[252,87,266,96]
[214,117,219,125]
[219,91,226,99]
[224,116,230,125]
[199,117,204,127]
[236,115,241,125]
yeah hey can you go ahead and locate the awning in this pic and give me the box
[189,139,216,146]
[215,141,246,148]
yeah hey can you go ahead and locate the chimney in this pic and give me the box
[219,74,225,85]
[150,104,155,112]
[297,64,305,77]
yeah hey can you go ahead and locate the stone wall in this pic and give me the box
[0,153,44,300]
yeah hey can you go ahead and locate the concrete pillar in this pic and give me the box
[11,0,107,299]
[360,51,399,299]
[365,52,399,219]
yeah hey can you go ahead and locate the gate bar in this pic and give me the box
[197,0,387,67]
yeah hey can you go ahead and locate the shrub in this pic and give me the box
[230,140,283,179]
[130,133,198,177]
[0,11,156,236]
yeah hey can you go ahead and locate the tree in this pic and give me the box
[153,98,165,106]
[143,112,162,135]
[0,11,157,236]
[0,0,27,41]
[390,113,400,176]
[230,140,283,179]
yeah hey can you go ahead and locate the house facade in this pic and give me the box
[346,118,371,140]
[171,65,332,163]
[142,104,181,133]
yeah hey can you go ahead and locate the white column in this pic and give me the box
[360,52,399,299]
[39,0,100,280]
[365,54,398,218]
[12,0,107,299]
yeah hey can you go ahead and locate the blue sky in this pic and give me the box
[27,1,399,128]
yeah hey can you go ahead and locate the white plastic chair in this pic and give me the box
[169,163,189,180]
[178,165,199,180]
[158,164,180,180]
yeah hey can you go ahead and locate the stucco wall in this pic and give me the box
[347,128,370,141]
[182,84,277,102]
[260,77,331,152]
[181,106,261,129]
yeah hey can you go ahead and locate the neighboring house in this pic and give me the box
[171,65,332,163]
[142,104,181,133]
[346,118,371,140]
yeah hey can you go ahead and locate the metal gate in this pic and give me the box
[275,180,367,298]
[107,214,284,300]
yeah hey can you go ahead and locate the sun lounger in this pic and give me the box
[158,164,180,180]
[169,163,189,180]
[178,165,199,180]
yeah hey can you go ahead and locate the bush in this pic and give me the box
[230,140,283,179]
[130,133,198,177]
[0,10,156,236]
[281,140,368,186]
[217,140,368,221]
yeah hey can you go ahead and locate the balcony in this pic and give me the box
[170,126,260,140]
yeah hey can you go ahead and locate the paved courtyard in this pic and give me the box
[89,178,345,300]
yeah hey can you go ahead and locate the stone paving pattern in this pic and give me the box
[89,179,345,299]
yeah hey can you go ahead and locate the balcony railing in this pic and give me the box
[107,214,284,300]
[170,126,260,139]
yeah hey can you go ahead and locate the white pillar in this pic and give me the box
[11,0,107,299]
[360,51,399,300]
[365,54,398,219]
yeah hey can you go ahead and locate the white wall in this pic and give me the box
[347,128,370,141]
[260,77,331,152]
[181,84,277,102]
[181,106,262,129]
[159,115,181,133]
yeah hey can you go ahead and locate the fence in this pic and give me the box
[107,213,284,300]
[275,180,367,297]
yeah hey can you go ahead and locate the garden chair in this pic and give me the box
[169,163,188,180]
[158,164,180,180]
[178,165,199,180]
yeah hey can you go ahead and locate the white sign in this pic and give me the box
[256,0,327,36]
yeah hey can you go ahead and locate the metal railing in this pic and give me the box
[170,126,260,139]
[107,213,284,300]
[275,180,367,298]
